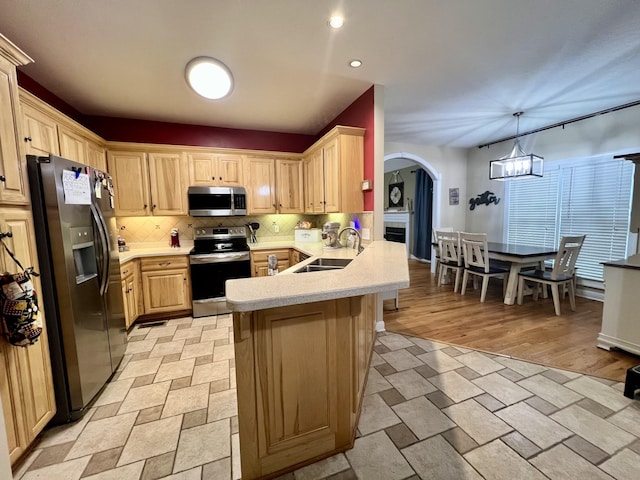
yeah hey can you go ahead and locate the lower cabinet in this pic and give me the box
[233,294,376,479]
[0,207,56,465]
[140,256,191,315]
[120,259,141,329]
[251,249,291,277]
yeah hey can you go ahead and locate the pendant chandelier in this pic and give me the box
[489,112,543,180]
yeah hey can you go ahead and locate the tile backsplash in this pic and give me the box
[116,212,374,246]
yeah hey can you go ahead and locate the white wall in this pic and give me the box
[466,104,640,241]
[385,142,468,231]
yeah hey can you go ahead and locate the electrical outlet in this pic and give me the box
[362,228,370,240]
[350,221,355,228]
[274,224,280,233]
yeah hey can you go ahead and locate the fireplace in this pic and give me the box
[385,226,406,243]
[383,211,411,256]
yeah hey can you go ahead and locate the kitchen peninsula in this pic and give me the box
[226,240,408,480]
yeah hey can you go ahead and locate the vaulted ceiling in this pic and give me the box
[2,0,639,148]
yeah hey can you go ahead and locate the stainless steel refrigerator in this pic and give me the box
[27,154,126,424]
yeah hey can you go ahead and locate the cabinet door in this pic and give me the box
[218,154,244,186]
[0,342,25,463]
[86,141,107,172]
[0,207,56,454]
[188,152,217,186]
[0,55,29,205]
[322,138,340,213]
[141,269,190,314]
[108,151,151,216]
[21,104,59,156]
[302,154,315,213]
[311,150,325,213]
[148,152,189,216]
[58,126,87,164]
[121,279,131,330]
[276,159,303,214]
[246,157,276,214]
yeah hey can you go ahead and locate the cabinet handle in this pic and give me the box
[279,203,282,207]
[219,176,222,180]
[24,136,32,142]
[144,204,148,209]
[212,176,216,180]
[122,269,129,275]
[152,204,156,210]
[159,262,171,267]
[0,176,5,182]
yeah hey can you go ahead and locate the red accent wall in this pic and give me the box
[318,86,375,211]
[84,116,315,153]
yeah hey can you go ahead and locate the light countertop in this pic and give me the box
[118,242,194,263]
[602,254,640,270]
[226,240,409,312]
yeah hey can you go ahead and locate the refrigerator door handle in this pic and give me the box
[90,203,110,296]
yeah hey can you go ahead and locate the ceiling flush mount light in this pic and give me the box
[349,59,362,68]
[185,57,233,100]
[489,112,543,181]
[329,15,344,28]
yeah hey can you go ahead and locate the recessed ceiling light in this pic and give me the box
[349,59,362,68]
[329,15,344,28]
[185,57,233,100]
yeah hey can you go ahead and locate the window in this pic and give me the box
[505,155,634,282]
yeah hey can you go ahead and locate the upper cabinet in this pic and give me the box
[108,149,189,216]
[147,152,189,215]
[188,152,244,187]
[303,126,365,214]
[21,103,59,156]
[0,34,33,205]
[108,151,150,216]
[246,156,303,215]
[58,125,86,164]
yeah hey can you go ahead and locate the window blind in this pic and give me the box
[505,156,634,282]
[505,167,560,249]
[559,158,633,280]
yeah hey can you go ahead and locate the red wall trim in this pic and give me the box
[84,116,316,153]
[17,71,86,124]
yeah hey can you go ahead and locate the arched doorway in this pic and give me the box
[384,152,441,272]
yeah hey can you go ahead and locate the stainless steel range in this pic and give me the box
[189,226,251,317]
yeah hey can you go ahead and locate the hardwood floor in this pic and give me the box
[383,259,639,382]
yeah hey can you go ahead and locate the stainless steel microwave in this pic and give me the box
[187,186,247,216]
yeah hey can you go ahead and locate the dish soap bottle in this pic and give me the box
[170,228,180,248]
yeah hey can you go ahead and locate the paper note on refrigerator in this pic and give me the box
[62,170,92,205]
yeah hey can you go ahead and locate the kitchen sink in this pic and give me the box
[293,257,352,273]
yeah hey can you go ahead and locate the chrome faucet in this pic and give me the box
[338,227,364,254]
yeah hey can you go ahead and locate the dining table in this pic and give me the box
[486,242,558,304]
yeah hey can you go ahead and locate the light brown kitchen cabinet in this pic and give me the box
[251,249,291,277]
[275,159,304,213]
[58,126,87,165]
[140,256,191,314]
[86,141,107,172]
[108,151,151,216]
[148,152,189,216]
[246,157,303,214]
[120,259,141,329]
[303,126,364,214]
[233,294,376,479]
[0,206,56,465]
[21,103,59,157]
[188,152,244,187]
[0,35,32,206]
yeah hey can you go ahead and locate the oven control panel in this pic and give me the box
[194,226,247,239]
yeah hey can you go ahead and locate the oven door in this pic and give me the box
[189,252,251,317]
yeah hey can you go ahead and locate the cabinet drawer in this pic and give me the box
[140,255,189,272]
[251,249,290,263]
[120,260,137,278]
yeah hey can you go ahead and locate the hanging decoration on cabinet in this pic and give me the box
[388,171,405,208]
[469,191,501,211]
[0,233,42,347]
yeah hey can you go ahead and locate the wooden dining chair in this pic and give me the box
[517,235,586,315]
[437,230,463,292]
[432,227,454,278]
[460,232,509,303]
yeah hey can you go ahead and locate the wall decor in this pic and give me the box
[388,171,404,208]
[449,188,459,206]
[469,190,501,210]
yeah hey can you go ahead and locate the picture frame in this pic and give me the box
[449,188,459,206]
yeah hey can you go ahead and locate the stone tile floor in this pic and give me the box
[12,315,640,480]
